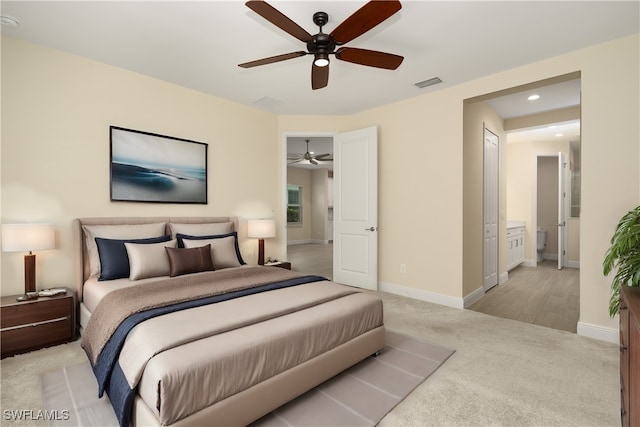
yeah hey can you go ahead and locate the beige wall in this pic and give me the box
[507,139,580,264]
[280,34,639,339]
[2,33,639,341]
[310,169,329,243]
[1,37,282,294]
[462,100,506,296]
[285,167,312,243]
[285,167,329,244]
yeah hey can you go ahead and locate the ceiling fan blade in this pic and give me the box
[310,158,318,165]
[311,63,329,90]
[245,0,313,43]
[313,153,331,159]
[335,47,403,70]
[288,158,303,164]
[239,51,307,68]
[330,0,402,45]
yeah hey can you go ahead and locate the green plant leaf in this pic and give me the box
[603,205,640,317]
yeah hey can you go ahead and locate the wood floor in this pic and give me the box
[287,243,333,280]
[468,260,580,333]
[286,244,579,333]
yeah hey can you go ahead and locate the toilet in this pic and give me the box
[537,226,547,262]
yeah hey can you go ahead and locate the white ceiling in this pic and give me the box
[1,1,636,168]
[1,1,638,118]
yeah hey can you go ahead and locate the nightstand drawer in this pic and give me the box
[1,298,71,328]
[0,290,75,358]
[1,317,72,357]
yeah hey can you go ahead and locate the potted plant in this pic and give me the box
[603,205,640,317]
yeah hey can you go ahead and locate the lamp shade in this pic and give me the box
[2,224,55,252]
[247,219,276,239]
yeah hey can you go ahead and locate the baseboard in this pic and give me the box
[463,286,485,308]
[378,281,464,309]
[287,240,313,245]
[522,259,536,267]
[566,260,580,268]
[577,321,618,344]
[499,272,508,284]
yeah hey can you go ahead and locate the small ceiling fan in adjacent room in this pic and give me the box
[238,0,404,90]
[288,139,332,165]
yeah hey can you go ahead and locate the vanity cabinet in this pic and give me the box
[507,226,525,271]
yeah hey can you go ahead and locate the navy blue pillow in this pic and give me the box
[175,231,245,265]
[96,235,171,281]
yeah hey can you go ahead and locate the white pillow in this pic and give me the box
[169,222,233,239]
[83,223,166,277]
[183,235,242,269]
[125,239,177,280]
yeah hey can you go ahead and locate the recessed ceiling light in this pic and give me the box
[0,15,19,29]
[555,133,563,137]
[528,94,540,101]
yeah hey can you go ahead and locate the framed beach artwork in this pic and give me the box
[110,126,208,204]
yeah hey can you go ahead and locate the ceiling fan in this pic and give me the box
[239,0,404,90]
[288,139,332,165]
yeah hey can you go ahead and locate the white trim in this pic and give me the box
[499,272,508,284]
[282,131,337,263]
[566,260,580,269]
[463,286,485,308]
[287,240,314,245]
[379,281,464,309]
[522,259,537,267]
[577,321,618,344]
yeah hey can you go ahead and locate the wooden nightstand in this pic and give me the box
[1,288,76,358]
[265,261,292,270]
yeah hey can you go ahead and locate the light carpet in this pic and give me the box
[39,331,454,427]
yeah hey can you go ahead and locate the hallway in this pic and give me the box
[468,260,580,333]
[287,244,579,333]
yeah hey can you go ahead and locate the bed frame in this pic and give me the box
[74,216,385,426]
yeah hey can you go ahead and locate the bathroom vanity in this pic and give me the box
[507,221,525,271]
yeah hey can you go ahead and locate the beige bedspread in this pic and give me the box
[81,266,305,363]
[131,282,383,425]
[81,265,385,426]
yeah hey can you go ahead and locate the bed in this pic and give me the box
[74,216,385,427]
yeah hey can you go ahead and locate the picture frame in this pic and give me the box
[110,126,208,204]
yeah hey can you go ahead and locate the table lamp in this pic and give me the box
[247,219,276,265]
[2,224,55,298]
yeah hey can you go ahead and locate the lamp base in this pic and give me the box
[258,238,265,265]
[24,252,36,293]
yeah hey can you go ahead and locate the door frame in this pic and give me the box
[533,153,568,268]
[281,131,336,261]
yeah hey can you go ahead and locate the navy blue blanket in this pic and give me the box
[90,274,327,427]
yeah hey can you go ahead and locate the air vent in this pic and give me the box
[253,96,283,109]
[414,77,443,89]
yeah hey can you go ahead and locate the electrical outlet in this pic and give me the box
[400,264,407,273]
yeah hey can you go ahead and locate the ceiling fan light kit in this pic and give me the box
[239,0,404,90]
[288,139,333,166]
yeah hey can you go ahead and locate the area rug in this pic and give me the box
[41,330,454,427]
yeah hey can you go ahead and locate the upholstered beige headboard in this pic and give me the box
[73,216,243,301]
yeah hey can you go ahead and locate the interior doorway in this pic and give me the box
[465,72,582,334]
[283,133,335,279]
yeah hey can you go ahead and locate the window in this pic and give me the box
[287,185,302,224]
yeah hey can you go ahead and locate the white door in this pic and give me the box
[333,126,378,290]
[483,128,499,291]
[558,152,567,270]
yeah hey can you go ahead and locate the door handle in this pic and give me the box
[365,227,376,232]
